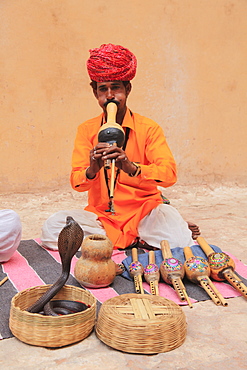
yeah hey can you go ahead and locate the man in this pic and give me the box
[41,43,199,251]
[0,209,22,262]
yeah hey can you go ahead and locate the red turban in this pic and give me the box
[87,43,137,82]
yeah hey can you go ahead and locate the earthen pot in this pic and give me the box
[74,234,116,288]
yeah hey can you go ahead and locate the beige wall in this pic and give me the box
[1,0,246,193]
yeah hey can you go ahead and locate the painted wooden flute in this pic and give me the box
[184,246,228,306]
[129,247,144,294]
[160,240,193,308]
[144,250,160,295]
[197,236,247,300]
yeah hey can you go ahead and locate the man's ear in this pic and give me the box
[92,88,98,99]
[125,82,132,97]
[90,81,98,99]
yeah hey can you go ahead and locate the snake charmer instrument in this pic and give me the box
[159,240,192,307]
[129,247,144,294]
[196,236,247,299]
[98,101,125,214]
[144,250,160,295]
[184,246,228,306]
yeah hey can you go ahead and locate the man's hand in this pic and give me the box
[86,143,137,178]
[101,145,137,175]
[86,143,110,179]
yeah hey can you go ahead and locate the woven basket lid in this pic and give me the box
[96,293,187,354]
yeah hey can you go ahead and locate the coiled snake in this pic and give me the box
[27,216,88,315]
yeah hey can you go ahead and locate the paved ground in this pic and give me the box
[0,185,247,369]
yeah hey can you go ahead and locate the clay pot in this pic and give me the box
[74,234,116,288]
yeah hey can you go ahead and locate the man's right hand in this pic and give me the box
[86,143,110,179]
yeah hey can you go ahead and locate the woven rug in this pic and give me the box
[1,239,247,340]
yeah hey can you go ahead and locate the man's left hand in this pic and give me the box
[101,146,137,175]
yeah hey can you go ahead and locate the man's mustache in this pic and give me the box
[103,100,120,108]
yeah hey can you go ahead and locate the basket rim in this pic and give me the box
[9,284,97,347]
[11,284,97,318]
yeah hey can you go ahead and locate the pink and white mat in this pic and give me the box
[0,239,247,340]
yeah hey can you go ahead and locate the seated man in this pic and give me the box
[0,209,22,263]
[41,43,200,253]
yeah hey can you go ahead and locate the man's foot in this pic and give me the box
[127,238,159,251]
[115,262,125,275]
[187,222,201,239]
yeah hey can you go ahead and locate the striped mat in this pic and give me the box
[0,239,247,340]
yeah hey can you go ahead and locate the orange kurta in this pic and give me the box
[70,109,177,249]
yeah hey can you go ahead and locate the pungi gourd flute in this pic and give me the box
[129,248,144,294]
[159,240,193,308]
[97,101,125,215]
[196,236,247,299]
[184,246,228,306]
[144,250,160,295]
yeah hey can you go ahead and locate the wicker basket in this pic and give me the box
[96,293,186,354]
[9,285,96,348]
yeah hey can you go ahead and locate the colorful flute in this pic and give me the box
[129,248,144,294]
[184,246,228,306]
[144,250,160,295]
[197,236,247,299]
[159,240,193,308]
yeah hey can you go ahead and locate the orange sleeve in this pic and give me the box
[70,120,99,191]
[133,115,177,188]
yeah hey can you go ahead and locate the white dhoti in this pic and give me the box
[41,210,106,250]
[0,209,22,262]
[41,204,194,251]
[138,204,194,249]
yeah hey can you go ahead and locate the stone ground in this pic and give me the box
[0,184,247,369]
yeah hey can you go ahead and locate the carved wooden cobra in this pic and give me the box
[27,216,87,315]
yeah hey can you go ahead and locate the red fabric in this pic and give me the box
[87,43,137,82]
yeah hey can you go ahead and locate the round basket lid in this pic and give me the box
[96,293,187,354]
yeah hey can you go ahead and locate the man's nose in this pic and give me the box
[106,88,114,100]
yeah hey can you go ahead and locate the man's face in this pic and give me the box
[93,81,131,117]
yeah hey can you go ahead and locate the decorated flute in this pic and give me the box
[159,240,193,308]
[197,236,247,299]
[129,248,144,294]
[144,250,160,295]
[184,246,228,306]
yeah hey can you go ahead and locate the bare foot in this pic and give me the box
[115,262,125,275]
[187,222,201,239]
